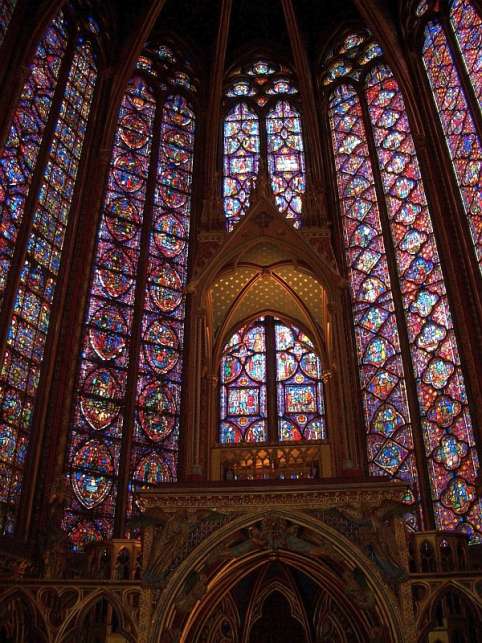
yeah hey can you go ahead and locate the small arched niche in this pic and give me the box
[212,313,332,481]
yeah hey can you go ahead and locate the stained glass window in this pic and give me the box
[220,319,268,444]
[223,103,260,231]
[0,13,97,536]
[449,0,482,107]
[325,32,481,539]
[0,13,67,305]
[63,77,155,547]
[223,60,305,230]
[267,101,305,228]
[328,84,419,522]
[219,317,325,445]
[64,48,196,549]
[275,320,325,441]
[130,94,195,513]
[0,0,16,46]
[366,64,480,539]
[422,3,482,270]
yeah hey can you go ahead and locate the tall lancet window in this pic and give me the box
[325,31,481,539]
[63,45,197,549]
[0,0,17,45]
[223,60,305,231]
[419,0,481,270]
[0,10,98,536]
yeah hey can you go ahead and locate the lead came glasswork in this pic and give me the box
[266,101,305,228]
[223,103,260,230]
[220,321,268,444]
[223,60,305,229]
[366,63,481,539]
[220,318,326,444]
[275,321,325,441]
[0,24,97,536]
[449,0,482,107]
[0,13,67,306]
[328,84,419,522]
[422,19,482,271]
[64,46,196,544]
[130,94,195,515]
[63,77,156,548]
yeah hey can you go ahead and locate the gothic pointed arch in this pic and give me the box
[144,506,407,642]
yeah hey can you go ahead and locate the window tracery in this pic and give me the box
[223,59,305,230]
[63,44,196,548]
[0,10,98,536]
[219,317,325,446]
[324,30,481,539]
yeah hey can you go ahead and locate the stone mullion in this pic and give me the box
[265,316,279,445]
[258,106,269,173]
[0,33,76,366]
[280,0,326,226]
[201,0,232,231]
[113,96,164,538]
[359,88,435,529]
[319,93,370,475]
[178,73,210,481]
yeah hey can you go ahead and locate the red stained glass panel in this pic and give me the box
[328,84,419,522]
[423,20,482,271]
[366,64,481,540]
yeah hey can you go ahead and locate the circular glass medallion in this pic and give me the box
[138,381,176,441]
[300,352,320,378]
[105,198,141,242]
[89,305,128,361]
[98,248,134,298]
[154,214,186,258]
[71,440,113,509]
[159,183,188,209]
[246,353,266,382]
[222,355,242,384]
[120,113,149,149]
[149,264,182,312]
[162,129,191,164]
[80,368,120,430]
[113,154,144,192]
[144,320,179,373]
